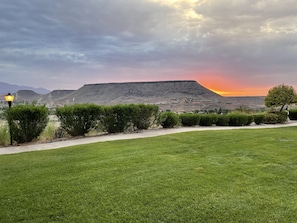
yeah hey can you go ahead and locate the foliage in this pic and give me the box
[180,113,200,126]
[263,113,279,124]
[199,114,217,126]
[6,105,49,144]
[0,124,9,146]
[215,115,230,126]
[56,104,103,137]
[39,122,59,142]
[227,112,251,126]
[289,109,297,120]
[273,111,288,124]
[1,128,297,222]
[131,104,159,130]
[159,112,179,128]
[247,114,254,125]
[253,113,265,125]
[265,84,297,111]
[101,104,135,133]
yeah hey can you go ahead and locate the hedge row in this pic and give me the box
[161,111,289,128]
[5,103,159,144]
[5,104,291,144]
[56,104,159,136]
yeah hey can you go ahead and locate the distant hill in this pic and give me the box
[12,80,265,112]
[0,82,50,94]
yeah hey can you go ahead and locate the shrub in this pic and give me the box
[215,115,230,126]
[211,114,219,124]
[159,112,179,128]
[289,109,297,120]
[56,104,103,137]
[132,104,159,130]
[227,113,250,126]
[6,105,49,144]
[247,115,254,125]
[180,113,200,126]
[102,104,134,133]
[253,114,265,125]
[263,113,279,124]
[199,114,214,126]
[274,111,288,124]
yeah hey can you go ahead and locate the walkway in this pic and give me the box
[1,121,297,155]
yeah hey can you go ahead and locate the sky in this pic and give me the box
[1,0,297,96]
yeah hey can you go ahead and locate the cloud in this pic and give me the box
[0,0,297,94]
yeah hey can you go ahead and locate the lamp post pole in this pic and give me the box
[5,93,14,145]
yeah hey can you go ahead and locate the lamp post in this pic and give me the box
[5,93,14,145]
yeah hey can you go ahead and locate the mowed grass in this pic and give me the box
[1,127,297,222]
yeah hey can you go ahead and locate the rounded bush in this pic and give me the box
[263,113,279,124]
[253,114,265,125]
[289,109,297,120]
[56,104,103,136]
[159,112,179,128]
[132,104,159,130]
[6,105,49,144]
[215,115,230,126]
[180,113,200,126]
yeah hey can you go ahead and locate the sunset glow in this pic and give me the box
[196,75,268,96]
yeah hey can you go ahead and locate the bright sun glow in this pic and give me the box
[149,0,205,19]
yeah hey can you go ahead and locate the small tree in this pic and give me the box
[265,84,297,111]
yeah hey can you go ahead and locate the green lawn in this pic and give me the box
[0,127,297,222]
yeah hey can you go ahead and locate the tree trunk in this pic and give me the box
[280,105,285,112]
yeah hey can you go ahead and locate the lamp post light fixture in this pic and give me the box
[5,93,14,108]
[4,93,14,145]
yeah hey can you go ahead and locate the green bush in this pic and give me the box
[215,115,230,126]
[253,114,265,125]
[56,104,103,137]
[289,109,297,120]
[132,104,159,130]
[263,113,279,124]
[273,111,288,124]
[6,105,49,144]
[199,114,215,126]
[227,113,250,126]
[102,104,135,133]
[159,112,179,128]
[247,115,254,125]
[180,113,200,126]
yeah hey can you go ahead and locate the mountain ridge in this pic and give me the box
[0,82,50,95]
[9,80,265,112]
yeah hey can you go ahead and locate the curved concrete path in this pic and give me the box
[1,121,297,155]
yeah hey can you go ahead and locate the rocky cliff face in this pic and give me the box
[12,80,265,112]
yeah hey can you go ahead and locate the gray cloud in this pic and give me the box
[1,0,296,94]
